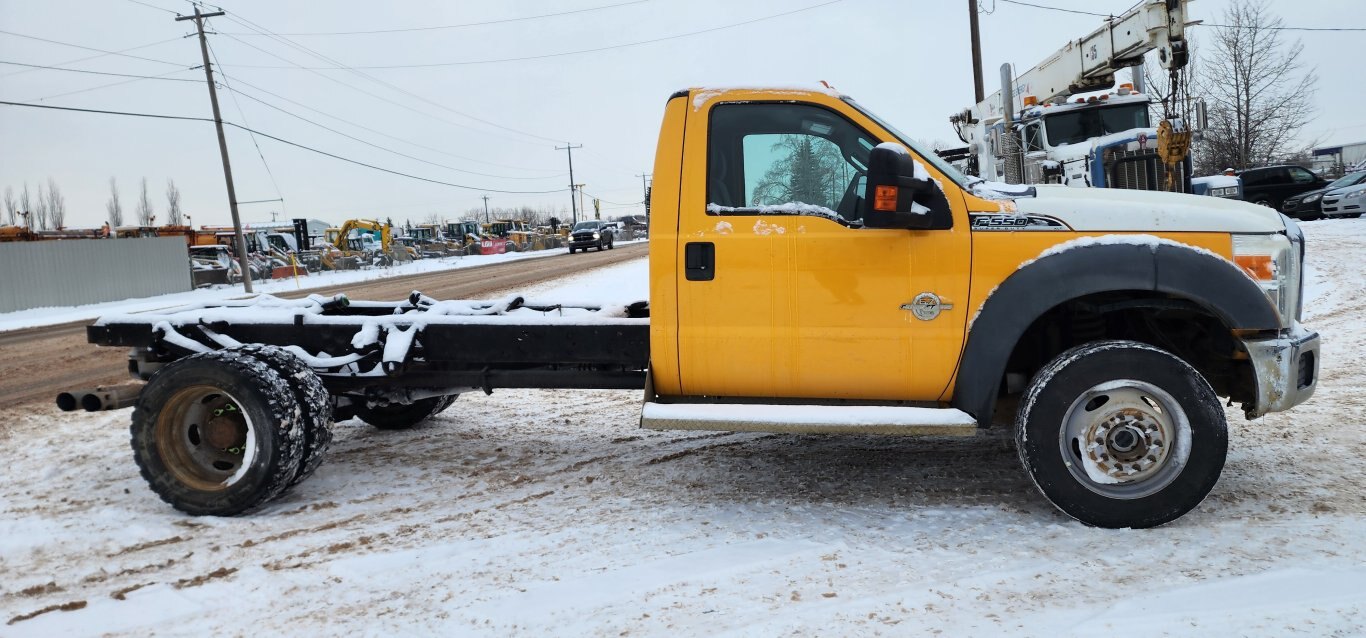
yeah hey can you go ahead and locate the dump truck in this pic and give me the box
[72,86,1319,529]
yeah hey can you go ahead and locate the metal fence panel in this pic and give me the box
[0,238,191,313]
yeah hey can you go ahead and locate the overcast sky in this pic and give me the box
[1,0,1360,229]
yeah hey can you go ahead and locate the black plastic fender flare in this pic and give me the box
[952,240,1283,426]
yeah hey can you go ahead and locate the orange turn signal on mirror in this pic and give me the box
[874,185,898,212]
[1234,255,1275,280]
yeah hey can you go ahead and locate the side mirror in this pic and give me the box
[863,143,951,230]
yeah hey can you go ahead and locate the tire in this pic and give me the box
[354,394,457,430]
[1015,340,1227,529]
[608,239,615,249]
[568,247,576,254]
[131,349,305,516]
[230,344,334,487]
[1254,199,1271,208]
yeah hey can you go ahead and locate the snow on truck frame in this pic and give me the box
[71,86,1320,529]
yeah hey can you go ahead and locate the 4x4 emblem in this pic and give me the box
[903,293,953,321]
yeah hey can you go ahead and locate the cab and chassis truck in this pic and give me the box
[74,87,1320,529]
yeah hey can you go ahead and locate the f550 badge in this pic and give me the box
[969,214,1068,231]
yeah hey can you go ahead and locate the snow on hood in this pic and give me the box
[1192,175,1241,189]
[1013,185,1287,233]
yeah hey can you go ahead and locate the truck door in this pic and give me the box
[675,98,971,401]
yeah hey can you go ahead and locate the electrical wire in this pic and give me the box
[207,39,287,215]
[221,0,651,36]
[214,71,562,173]
[0,100,571,195]
[0,30,186,67]
[0,37,184,78]
[120,0,181,15]
[214,26,555,148]
[220,13,564,144]
[0,60,201,81]
[222,82,567,180]
[23,66,199,102]
[224,0,847,70]
[993,0,1366,30]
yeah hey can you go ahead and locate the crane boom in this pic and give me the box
[967,0,1188,126]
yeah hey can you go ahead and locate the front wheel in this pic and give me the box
[1015,340,1227,529]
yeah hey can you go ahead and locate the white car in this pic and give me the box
[1322,183,1366,218]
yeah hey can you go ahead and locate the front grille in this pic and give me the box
[572,233,594,242]
[1103,148,1187,192]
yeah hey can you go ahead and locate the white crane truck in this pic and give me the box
[949,0,1197,192]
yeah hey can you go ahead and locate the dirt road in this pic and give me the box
[0,243,646,408]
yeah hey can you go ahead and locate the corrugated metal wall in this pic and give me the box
[0,238,191,313]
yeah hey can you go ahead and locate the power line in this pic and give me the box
[0,37,184,78]
[0,100,571,195]
[225,0,847,69]
[23,67,200,102]
[992,0,1366,30]
[120,0,180,15]
[207,39,286,216]
[214,24,556,148]
[214,71,562,174]
[0,59,201,81]
[0,29,186,67]
[222,0,651,36]
[220,13,563,145]
[222,81,567,181]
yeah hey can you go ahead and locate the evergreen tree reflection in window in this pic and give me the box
[747,134,852,212]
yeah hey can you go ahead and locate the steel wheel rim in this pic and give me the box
[1059,379,1191,499]
[155,385,258,492]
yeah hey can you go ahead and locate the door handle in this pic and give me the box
[685,242,715,281]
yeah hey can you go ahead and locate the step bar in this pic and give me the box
[638,371,979,436]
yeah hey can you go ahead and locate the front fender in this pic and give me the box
[952,237,1281,426]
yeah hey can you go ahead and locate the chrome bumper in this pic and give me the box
[1241,327,1320,419]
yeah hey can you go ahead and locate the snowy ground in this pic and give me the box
[3,222,1365,636]
[0,240,646,333]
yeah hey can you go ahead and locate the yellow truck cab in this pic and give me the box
[644,86,1320,527]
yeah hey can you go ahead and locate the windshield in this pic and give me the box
[1044,103,1150,147]
[1327,171,1366,189]
[572,221,599,231]
[842,97,971,188]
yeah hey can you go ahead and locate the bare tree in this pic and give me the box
[32,181,49,230]
[3,186,15,226]
[1195,0,1318,174]
[107,178,124,228]
[136,177,155,226]
[165,179,184,225]
[45,178,66,229]
[18,183,32,228]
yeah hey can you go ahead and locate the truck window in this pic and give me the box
[708,102,874,223]
[1288,167,1316,184]
[1044,103,1149,147]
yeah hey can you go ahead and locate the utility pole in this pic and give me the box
[574,184,586,223]
[481,194,490,223]
[555,143,582,224]
[968,0,985,104]
[178,7,252,293]
[635,172,651,215]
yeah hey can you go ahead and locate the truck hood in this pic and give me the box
[1011,184,1287,233]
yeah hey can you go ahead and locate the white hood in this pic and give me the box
[1012,185,1287,233]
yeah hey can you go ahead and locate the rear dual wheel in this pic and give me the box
[1015,340,1228,529]
[131,346,333,516]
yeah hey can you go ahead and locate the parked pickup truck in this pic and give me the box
[72,86,1319,529]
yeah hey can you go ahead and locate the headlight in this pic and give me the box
[1209,186,1239,198]
[1232,233,1298,326]
[1303,193,1321,203]
[592,232,600,239]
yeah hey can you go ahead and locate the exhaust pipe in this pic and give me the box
[55,385,143,412]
